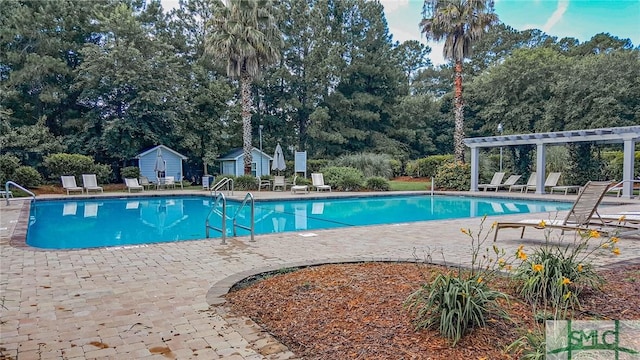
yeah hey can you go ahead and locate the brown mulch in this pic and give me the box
[225,262,640,360]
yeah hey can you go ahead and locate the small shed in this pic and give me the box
[217,147,273,177]
[135,145,188,182]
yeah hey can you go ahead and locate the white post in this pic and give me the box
[536,142,546,194]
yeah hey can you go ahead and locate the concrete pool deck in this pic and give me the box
[1,189,639,359]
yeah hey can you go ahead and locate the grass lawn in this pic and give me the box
[389,178,431,191]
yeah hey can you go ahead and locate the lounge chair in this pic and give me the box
[257,176,271,191]
[82,174,103,193]
[526,172,561,193]
[494,181,638,240]
[139,176,154,190]
[290,175,309,194]
[482,174,522,192]
[124,178,144,192]
[272,175,286,191]
[164,176,176,189]
[311,173,331,192]
[509,172,536,192]
[0,190,13,198]
[61,176,83,195]
[550,184,583,195]
[478,172,505,191]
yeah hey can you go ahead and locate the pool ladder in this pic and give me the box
[4,181,36,205]
[205,192,255,244]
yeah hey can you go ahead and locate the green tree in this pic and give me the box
[204,0,282,174]
[420,0,498,162]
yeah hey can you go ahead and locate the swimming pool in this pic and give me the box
[26,195,572,249]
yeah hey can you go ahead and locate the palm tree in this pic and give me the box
[420,0,498,162]
[205,0,282,174]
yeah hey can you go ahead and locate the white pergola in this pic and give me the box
[463,126,640,198]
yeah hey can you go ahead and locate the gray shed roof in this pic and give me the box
[217,147,273,161]
[135,145,188,160]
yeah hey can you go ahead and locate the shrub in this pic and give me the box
[364,176,390,191]
[0,154,21,184]
[406,155,454,178]
[434,162,470,190]
[234,175,257,190]
[92,164,113,184]
[308,159,330,174]
[389,159,402,178]
[120,166,140,179]
[43,153,96,180]
[13,166,43,188]
[322,166,364,191]
[332,153,395,179]
[405,218,510,346]
[602,150,640,180]
[405,273,507,346]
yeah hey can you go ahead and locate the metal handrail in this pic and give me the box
[205,192,227,244]
[232,192,255,242]
[5,181,36,205]
[211,177,234,196]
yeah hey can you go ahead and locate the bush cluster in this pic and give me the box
[322,166,365,191]
[364,176,390,191]
[406,155,454,178]
[434,162,470,190]
[120,166,140,179]
[0,154,42,188]
[332,153,394,179]
[43,153,112,183]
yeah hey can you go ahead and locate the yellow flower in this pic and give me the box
[498,258,506,266]
[577,264,583,272]
[461,228,469,235]
[477,276,483,284]
[532,263,544,272]
[618,215,626,223]
[564,291,572,300]
[613,247,620,256]
[505,265,513,271]
[611,237,619,244]
[562,277,571,285]
[537,220,546,228]
[602,243,609,248]
[518,245,524,251]
[518,250,527,260]
[589,230,600,238]
[491,221,497,229]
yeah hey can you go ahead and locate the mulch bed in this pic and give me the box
[225,262,640,359]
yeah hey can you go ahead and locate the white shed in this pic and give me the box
[217,147,273,177]
[135,145,188,182]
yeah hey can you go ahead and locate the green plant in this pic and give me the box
[364,176,390,191]
[308,159,330,174]
[506,327,546,360]
[120,166,140,179]
[405,218,510,346]
[44,153,95,180]
[13,166,43,188]
[405,273,507,346]
[322,166,365,191]
[332,153,395,179]
[513,228,619,319]
[0,154,21,184]
[406,154,454,178]
[234,175,257,190]
[434,161,470,190]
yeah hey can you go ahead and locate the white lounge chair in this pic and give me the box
[0,190,13,198]
[483,174,522,192]
[311,173,331,192]
[124,178,144,192]
[139,176,154,190]
[509,172,536,192]
[478,172,505,191]
[257,176,271,191]
[82,174,103,193]
[61,176,83,195]
[290,175,308,194]
[526,172,561,193]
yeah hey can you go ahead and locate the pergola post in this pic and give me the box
[622,138,636,199]
[470,146,479,191]
[535,142,546,194]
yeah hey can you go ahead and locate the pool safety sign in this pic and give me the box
[546,320,640,359]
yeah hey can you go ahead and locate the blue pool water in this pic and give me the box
[26,195,572,249]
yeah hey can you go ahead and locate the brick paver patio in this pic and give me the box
[1,190,638,359]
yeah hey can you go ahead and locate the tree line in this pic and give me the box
[1,0,638,181]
